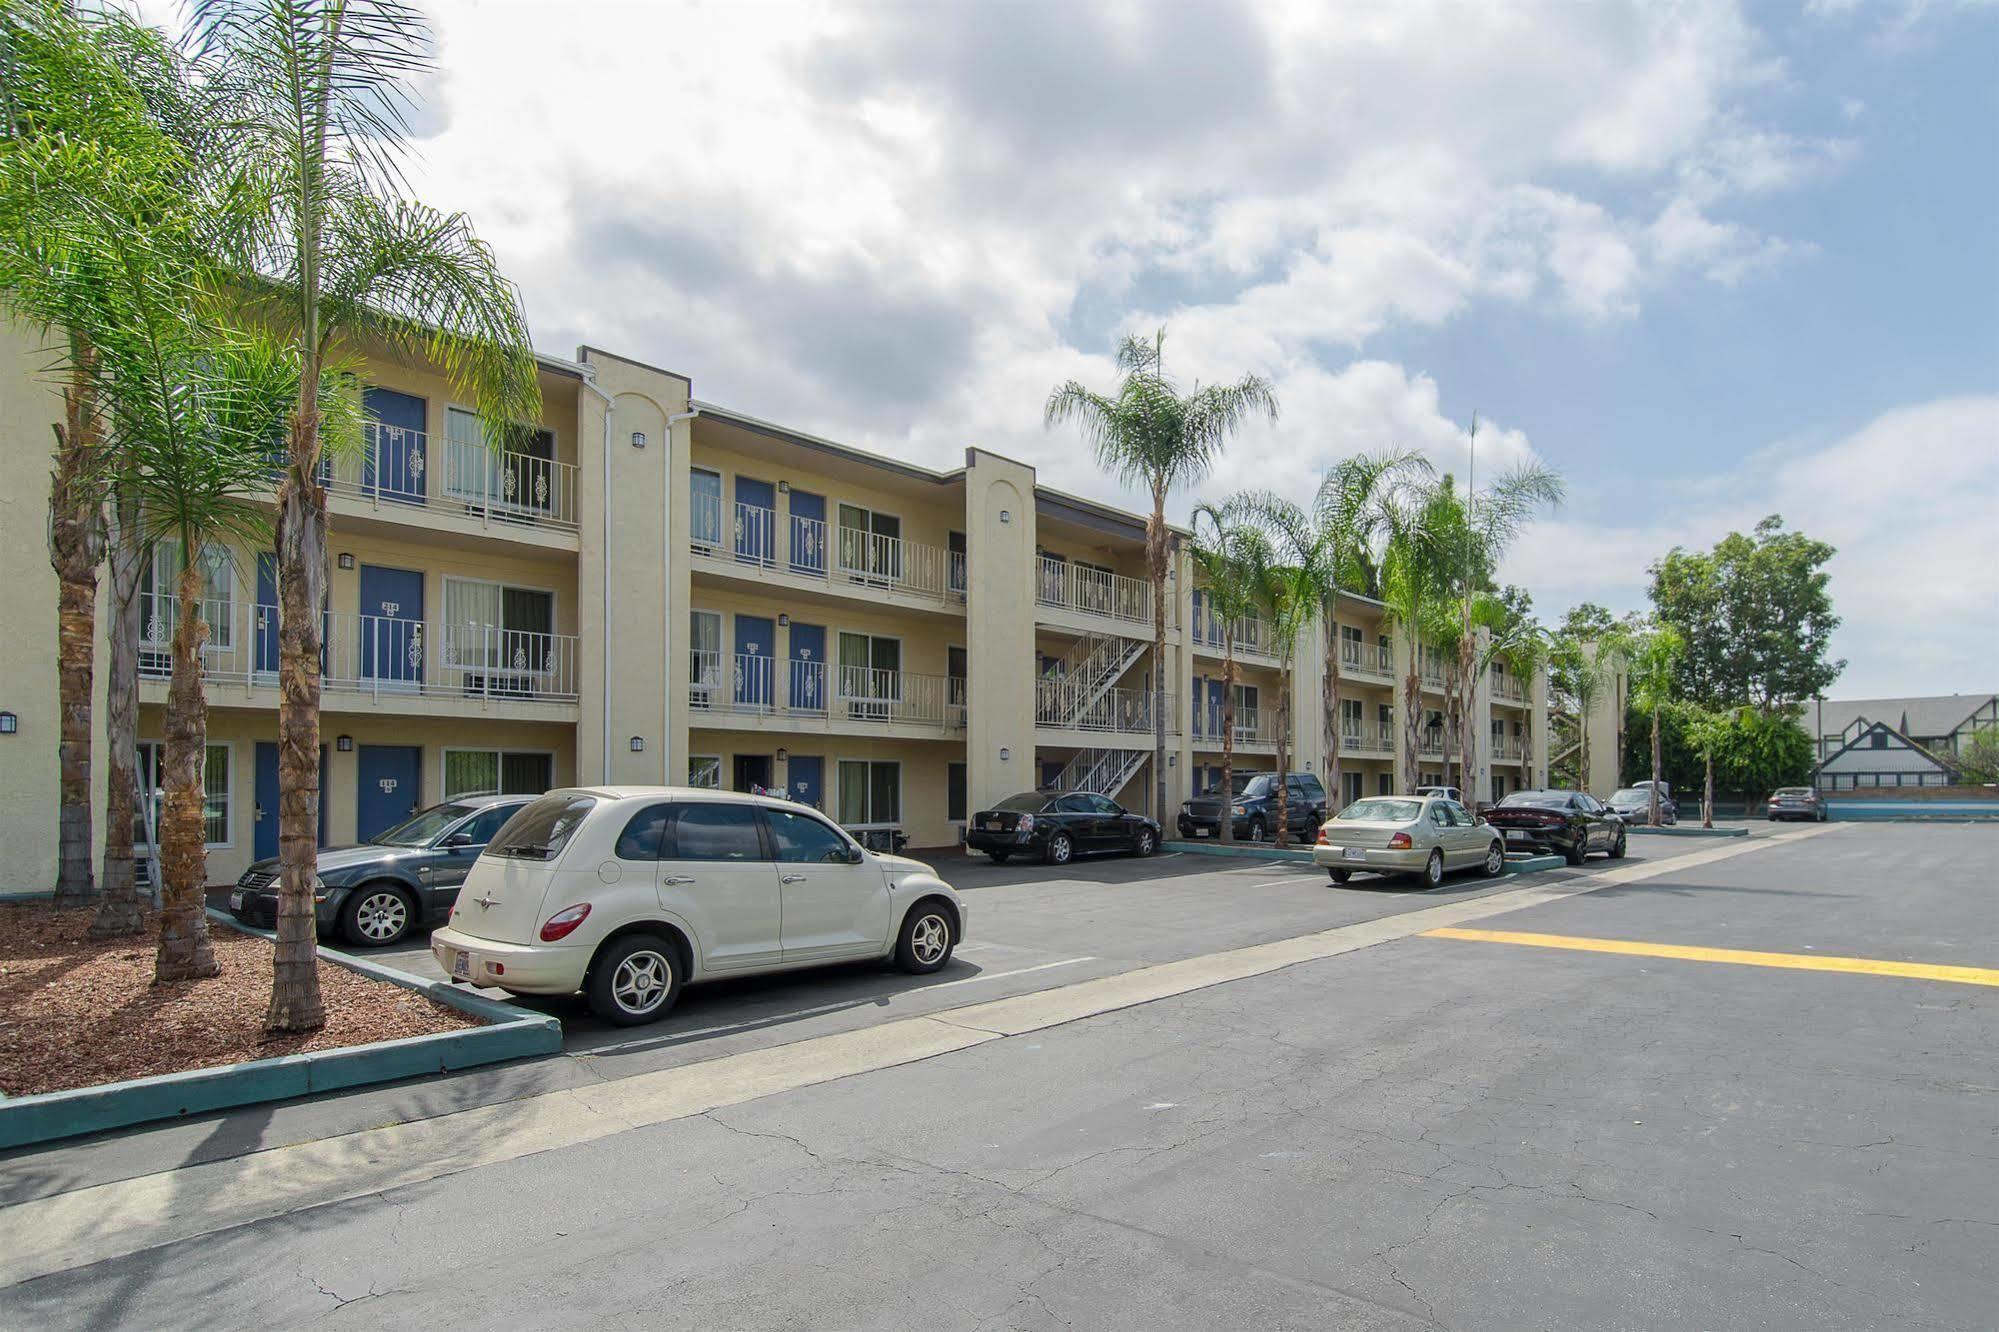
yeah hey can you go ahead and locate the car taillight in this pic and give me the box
[539,903,592,942]
[1018,814,1035,831]
[1388,832,1413,849]
[1316,825,1332,844]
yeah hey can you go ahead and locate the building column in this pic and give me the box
[963,449,1037,816]
[1469,627,1494,804]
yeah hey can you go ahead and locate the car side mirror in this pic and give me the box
[443,831,475,849]
[846,845,866,865]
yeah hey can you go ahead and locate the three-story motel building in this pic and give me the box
[0,329,1548,891]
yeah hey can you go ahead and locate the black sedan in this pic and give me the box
[228,794,533,947]
[966,791,1160,866]
[1480,789,1627,865]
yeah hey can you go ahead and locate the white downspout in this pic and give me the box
[578,366,615,783]
[665,406,701,784]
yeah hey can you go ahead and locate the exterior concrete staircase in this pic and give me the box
[1050,746,1149,798]
[1038,630,1146,727]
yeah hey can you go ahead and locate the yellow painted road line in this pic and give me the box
[1421,927,1999,988]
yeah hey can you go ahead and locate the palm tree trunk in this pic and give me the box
[1148,491,1168,828]
[268,406,328,1031]
[1324,615,1342,809]
[1702,752,1714,828]
[1274,662,1292,848]
[1649,705,1663,826]
[91,500,146,939]
[154,561,218,983]
[1458,637,1477,804]
[1219,647,1236,845]
[50,342,105,907]
[1400,634,1421,794]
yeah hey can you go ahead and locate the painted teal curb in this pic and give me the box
[0,912,560,1152]
[0,891,56,903]
[1164,840,1315,862]
[1499,854,1565,875]
[1627,825,1748,838]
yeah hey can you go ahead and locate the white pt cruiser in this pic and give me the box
[431,787,968,1025]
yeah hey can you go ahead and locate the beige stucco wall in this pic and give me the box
[963,450,1037,818]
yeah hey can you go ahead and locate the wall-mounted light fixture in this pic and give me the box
[629,736,645,752]
[335,734,353,752]
[777,480,790,494]
[999,510,1011,525]
[777,613,790,627]
[0,711,17,735]
[630,431,647,449]
[776,747,788,763]
[999,747,1011,761]
[337,553,355,570]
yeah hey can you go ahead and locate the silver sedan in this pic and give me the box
[1313,794,1505,888]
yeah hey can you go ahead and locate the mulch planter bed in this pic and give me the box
[0,904,479,1098]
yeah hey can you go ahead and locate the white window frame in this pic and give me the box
[836,758,903,830]
[690,467,726,549]
[441,747,558,800]
[137,739,234,849]
[689,609,723,708]
[441,574,561,679]
[836,630,904,713]
[835,501,906,583]
[142,542,237,654]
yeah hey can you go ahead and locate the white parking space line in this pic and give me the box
[922,957,1098,990]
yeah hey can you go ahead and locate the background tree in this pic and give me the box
[1378,480,1457,791]
[1648,515,1843,709]
[191,0,541,1032]
[1625,621,1687,825]
[1551,615,1631,793]
[1958,725,1999,785]
[1187,502,1273,844]
[1046,327,1276,828]
[1683,705,1742,828]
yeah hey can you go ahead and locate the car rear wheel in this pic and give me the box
[895,903,956,974]
[987,851,1010,864]
[1483,842,1504,877]
[1132,827,1156,858]
[1248,818,1268,843]
[1609,827,1628,859]
[1328,868,1351,884]
[1046,832,1074,866]
[341,884,414,948]
[586,935,681,1026]
[1563,837,1587,866]
[1419,848,1444,889]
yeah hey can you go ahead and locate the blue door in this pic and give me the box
[734,614,774,709]
[1206,677,1226,738]
[362,387,427,505]
[786,755,824,810]
[359,565,424,687]
[789,490,826,575]
[788,622,825,712]
[254,553,280,678]
[735,477,775,567]
[357,745,422,842]
[255,741,281,860]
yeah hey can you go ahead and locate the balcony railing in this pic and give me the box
[138,595,579,703]
[1490,671,1526,703]
[688,494,965,605]
[1340,720,1396,756]
[1419,652,1449,690]
[1192,704,1280,746]
[1190,607,1272,657]
[1492,738,1524,761]
[315,422,577,532]
[688,651,965,730]
[1035,681,1174,735]
[1338,637,1394,680]
[1036,557,1161,628]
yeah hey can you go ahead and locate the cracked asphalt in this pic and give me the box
[7,823,1996,1328]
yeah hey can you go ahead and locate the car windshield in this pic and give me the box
[490,793,596,860]
[994,792,1051,813]
[1239,775,1274,799]
[370,803,474,847]
[1337,798,1422,823]
[1610,789,1649,803]
[1775,787,1814,797]
[1198,773,1256,797]
[1499,791,1571,810]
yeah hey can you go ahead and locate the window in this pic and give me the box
[615,804,671,860]
[767,807,853,863]
[690,468,724,546]
[838,503,902,581]
[140,543,235,660]
[443,750,553,799]
[1086,794,1121,815]
[453,803,519,847]
[838,759,901,827]
[688,755,722,789]
[491,793,595,860]
[947,762,967,823]
[443,578,555,684]
[948,530,967,593]
[838,632,901,715]
[689,611,722,706]
[664,802,764,861]
[1378,773,1392,796]
[136,741,231,846]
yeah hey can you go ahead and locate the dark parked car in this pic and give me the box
[1481,789,1627,865]
[1767,786,1830,821]
[1178,772,1328,842]
[1607,785,1679,825]
[966,791,1160,866]
[228,794,533,947]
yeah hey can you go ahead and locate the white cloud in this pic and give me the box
[1503,396,1999,696]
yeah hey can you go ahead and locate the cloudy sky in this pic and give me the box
[394,0,1991,698]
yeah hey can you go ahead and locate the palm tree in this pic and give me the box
[1552,625,1630,793]
[1046,328,1276,827]
[1627,622,1686,826]
[190,0,541,1031]
[1377,482,1456,792]
[1188,502,1272,844]
[1498,619,1551,783]
[1685,705,1740,829]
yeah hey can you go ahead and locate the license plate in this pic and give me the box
[984,820,1001,831]
[452,950,471,980]
[1505,830,1530,842]
[1342,846,1365,862]
[229,889,246,910]
[1194,827,1211,837]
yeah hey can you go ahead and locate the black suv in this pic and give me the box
[1178,771,1328,842]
